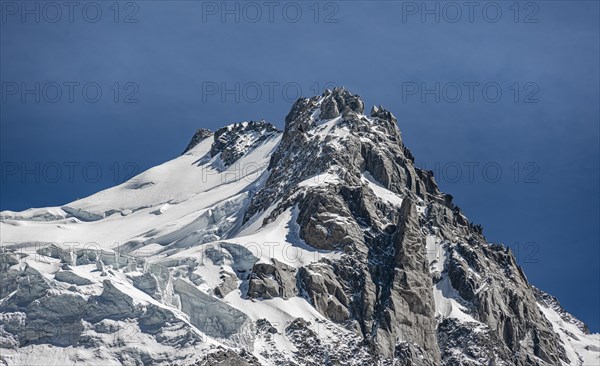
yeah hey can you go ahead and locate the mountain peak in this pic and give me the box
[243,90,438,227]
[2,91,598,366]
[319,87,365,119]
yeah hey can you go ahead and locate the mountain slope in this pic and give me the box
[1,89,598,365]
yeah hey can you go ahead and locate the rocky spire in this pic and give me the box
[242,88,570,365]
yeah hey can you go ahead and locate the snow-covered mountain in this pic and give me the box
[1,88,598,365]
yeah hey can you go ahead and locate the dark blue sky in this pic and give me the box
[1,1,599,331]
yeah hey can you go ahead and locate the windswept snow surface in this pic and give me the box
[1,134,279,250]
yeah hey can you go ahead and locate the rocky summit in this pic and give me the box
[1,88,598,365]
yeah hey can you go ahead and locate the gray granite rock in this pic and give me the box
[247,259,296,300]
[241,88,570,365]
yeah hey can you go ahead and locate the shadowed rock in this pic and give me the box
[182,128,213,154]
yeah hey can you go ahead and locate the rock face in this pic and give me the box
[242,88,443,362]
[1,88,597,365]
[182,128,213,154]
[297,264,350,322]
[247,259,296,300]
[241,88,578,365]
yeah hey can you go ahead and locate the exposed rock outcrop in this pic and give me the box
[54,270,93,286]
[247,259,296,300]
[182,128,213,154]
[214,270,238,298]
[209,120,280,167]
